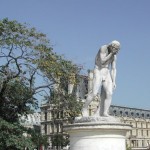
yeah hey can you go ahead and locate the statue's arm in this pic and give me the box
[100,46,114,65]
[111,55,117,89]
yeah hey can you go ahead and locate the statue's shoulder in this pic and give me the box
[100,45,108,53]
[96,45,108,58]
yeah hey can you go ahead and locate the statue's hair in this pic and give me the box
[109,40,121,47]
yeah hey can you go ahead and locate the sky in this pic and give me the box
[0,0,150,110]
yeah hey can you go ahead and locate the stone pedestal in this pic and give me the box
[64,117,131,150]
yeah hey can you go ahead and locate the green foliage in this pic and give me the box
[50,89,83,122]
[28,126,49,149]
[0,118,34,150]
[0,18,81,120]
[31,133,48,149]
[52,134,69,148]
[0,117,49,150]
[0,18,54,149]
[49,73,83,121]
[0,18,52,121]
[126,144,132,150]
[0,18,82,150]
[0,78,36,122]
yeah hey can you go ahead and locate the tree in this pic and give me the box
[0,18,51,122]
[0,18,81,149]
[47,75,84,149]
[50,89,83,122]
[126,144,132,150]
[51,134,69,149]
[29,126,49,150]
[0,118,34,150]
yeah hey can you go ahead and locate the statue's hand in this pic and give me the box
[112,48,119,55]
[113,82,116,90]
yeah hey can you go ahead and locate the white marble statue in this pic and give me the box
[82,40,120,117]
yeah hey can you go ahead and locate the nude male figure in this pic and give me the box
[82,40,120,117]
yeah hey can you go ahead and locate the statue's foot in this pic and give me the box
[82,108,89,117]
[103,113,110,117]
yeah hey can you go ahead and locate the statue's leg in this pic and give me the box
[82,68,101,117]
[102,77,113,117]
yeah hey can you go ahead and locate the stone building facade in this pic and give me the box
[20,112,41,138]
[40,103,71,149]
[20,112,41,128]
[110,105,150,149]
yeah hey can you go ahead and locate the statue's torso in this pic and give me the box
[95,45,114,69]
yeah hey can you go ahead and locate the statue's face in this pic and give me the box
[110,43,120,53]
[111,43,120,50]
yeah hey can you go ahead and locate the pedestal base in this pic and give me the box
[64,121,131,150]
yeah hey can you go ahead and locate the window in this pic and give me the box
[89,105,92,116]
[141,122,143,128]
[60,111,63,118]
[51,123,54,133]
[147,130,149,136]
[113,110,116,116]
[136,140,138,147]
[57,123,59,133]
[57,111,59,119]
[136,113,139,117]
[125,111,128,116]
[45,124,47,134]
[45,112,47,121]
[131,112,134,116]
[142,140,144,147]
[141,130,143,136]
[131,140,136,147]
[51,111,54,118]
[120,111,123,116]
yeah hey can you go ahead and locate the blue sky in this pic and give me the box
[0,0,150,110]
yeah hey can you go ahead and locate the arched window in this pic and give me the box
[113,110,116,116]
[131,112,134,116]
[125,111,128,116]
[120,111,123,116]
[136,113,139,117]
